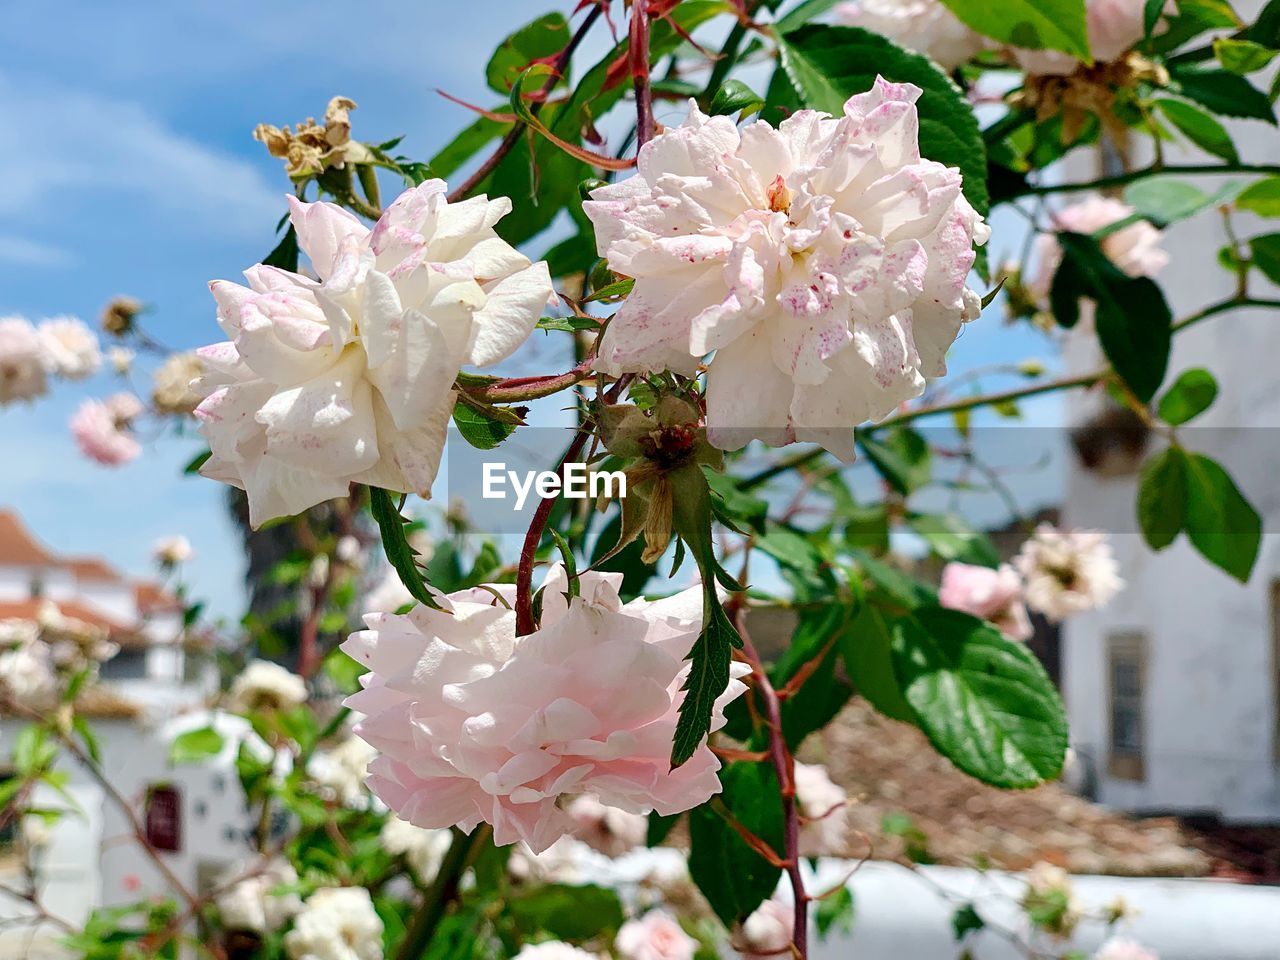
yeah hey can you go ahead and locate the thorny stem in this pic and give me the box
[732,603,809,958]
[447,4,605,203]
[631,2,656,147]
[461,356,597,405]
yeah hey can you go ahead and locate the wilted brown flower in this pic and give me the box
[253,96,371,179]
[1012,53,1169,144]
[152,351,205,416]
[101,296,143,337]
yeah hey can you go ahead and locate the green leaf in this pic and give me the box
[776,0,846,32]
[1157,368,1219,424]
[1250,232,1280,286]
[907,513,1001,567]
[710,79,765,118]
[1154,99,1240,162]
[1137,447,1188,550]
[647,811,680,848]
[705,469,769,534]
[452,402,519,450]
[1237,177,1280,216]
[1169,66,1277,122]
[892,607,1068,788]
[689,762,785,926]
[1183,453,1262,581]
[776,25,989,218]
[858,427,933,496]
[486,13,569,94]
[263,225,299,272]
[368,487,439,608]
[508,883,624,942]
[1123,176,1213,223]
[842,605,916,722]
[183,449,212,475]
[816,886,856,938]
[937,0,1089,59]
[1144,0,1167,38]
[952,903,986,940]
[756,522,824,575]
[670,600,738,767]
[1214,37,1279,73]
[168,726,225,765]
[1052,231,1172,402]
[429,115,505,180]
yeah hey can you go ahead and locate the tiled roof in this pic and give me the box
[0,598,139,639]
[810,700,1212,878]
[134,580,182,615]
[0,509,55,567]
[63,556,122,583]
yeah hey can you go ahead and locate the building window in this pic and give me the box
[1108,633,1146,781]
[1271,581,1280,765]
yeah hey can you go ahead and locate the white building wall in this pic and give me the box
[1061,0,1280,819]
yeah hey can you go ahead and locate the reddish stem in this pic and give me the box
[448,4,606,203]
[463,356,596,404]
[630,2,656,147]
[734,605,809,958]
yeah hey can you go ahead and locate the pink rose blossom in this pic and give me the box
[70,393,144,466]
[567,795,648,858]
[939,562,1033,641]
[342,568,749,853]
[1032,195,1168,302]
[584,79,989,462]
[835,0,991,69]
[513,945,601,960]
[615,911,698,960]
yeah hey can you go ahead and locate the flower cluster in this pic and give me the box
[194,181,553,526]
[0,315,100,406]
[940,524,1121,633]
[585,80,989,460]
[70,392,146,466]
[227,659,308,713]
[283,886,383,960]
[0,602,117,709]
[214,857,303,935]
[343,568,749,852]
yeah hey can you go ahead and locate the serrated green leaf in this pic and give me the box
[1052,231,1172,402]
[1183,453,1262,581]
[710,79,765,118]
[1169,66,1277,122]
[1237,177,1280,216]
[1157,368,1219,424]
[892,607,1068,788]
[1154,99,1240,162]
[1214,37,1278,73]
[842,605,915,722]
[1137,447,1188,550]
[368,487,439,608]
[508,883,624,942]
[1123,176,1214,223]
[776,25,989,218]
[938,0,1090,59]
[486,13,569,94]
[452,402,519,450]
[689,762,785,926]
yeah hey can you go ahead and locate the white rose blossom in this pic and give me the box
[379,816,452,884]
[513,944,602,960]
[793,762,850,853]
[566,795,649,858]
[283,886,383,960]
[738,898,794,959]
[37,316,101,380]
[584,79,989,460]
[835,0,991,69]
[153,535,193,567]
[214,857,303,935]
[1094,938,1159,960]
[310,735,378,806]
[227,659,308,713]
[1014,0,1156,76]
[194,181,553,527]
[1014,524,1122,621]
[0,317,50,405]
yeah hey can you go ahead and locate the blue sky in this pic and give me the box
[0,1,1062,618]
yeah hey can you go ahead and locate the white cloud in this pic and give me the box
[0,71,280,239]
[0,235,71,267]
